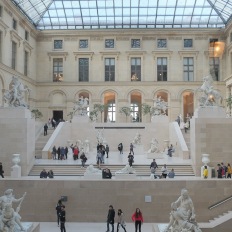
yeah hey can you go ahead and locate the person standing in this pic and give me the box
[118,143,123,154]
[44,123,48,136]
[128,153,134,167]
[0,162,4,178]
[52,145,57,160]
[161,164,168,178]
[116,209,126,232]
[203,166,208,179]
[105,144,109,158]
[130,143,134,155]
[59,205,66,232]
[80,151,87,168]
[56,200,64,227]
[227,163,232,178]
[132,208,143,232]
[106,205,115,232]
[168,168,175,178]
[217,163,222,178]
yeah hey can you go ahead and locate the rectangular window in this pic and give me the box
[230,33,232,43]
[105,58,115,81]
[25,30,29,41]
[209,57,220,81]
[54,40,63,49]
[184,39,193,48]
[131,58,141,81]
[108,102,116,122]
[0,5,2,17]
[53,58,63,82]
[157,58,167,81]
[11,41,17,70]
[79,58,89,82]
[105,39,114,48]
[157,39,167,48]
[24,51,29,76]
[131,39,140,48]
[183,57,194,81]
[13,18,17,30]
[79,40,88,48]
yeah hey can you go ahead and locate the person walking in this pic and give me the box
[118,143,123,154]
[106,205,115,232]
[59,205,66,232]
[203,166,208,179]
[227,163,232,178]
[0,162,4,178]
[128,153,134,167]
[52,145,57,160]
[105,144,110,158]
[80,151,88,168]
[56,200,64,227]
[132,208,143,232]
[44,123,48,136]
[116,209,126,232]
[129,143,134,155]
[161,164,168,178]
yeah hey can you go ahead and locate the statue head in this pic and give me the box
[4,189,13,196]
[181,188,189,199]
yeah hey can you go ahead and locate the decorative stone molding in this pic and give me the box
[90,36,103,41]
[142,36,156,40]
[152,51,173,60]
[47,52,69,61]
[116,36,130,41]
[0,18,9,35]
[23,41,33,55]
[125,51,146,60]
[100,51,120,60]
[168,36,182,40]
[64,37,77,41]
[10,30,22,46]
[4,6,12,17]
[178,50,199,59]
[73,52,94,60]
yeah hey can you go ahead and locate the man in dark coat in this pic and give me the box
[44,123,48,136]
[106,205,115,232]
[59,205,66,232]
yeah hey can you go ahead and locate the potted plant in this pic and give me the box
[119,106,131,122]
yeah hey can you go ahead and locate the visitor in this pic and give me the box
[96,148,103,169]
[105,144,109,158]
[65,146,68,160]
[221,162,227,178]
[167,144,174,157]
[102,168,112,179]
[56,199,64,227]
[203,166,208,179]
[40,169,48,178]
[118,143,123,154]
[60,147,65,160]
[168,168,175,178]
[116,209,126,232]
[227,163,232,178]
[44,123,48,136]
[48,170,54,178]
[106,205,115,232]
[0,162,4,178]
[59,205,66,232]
[217,163,222,178]
[130,143,134,155]
[73,146,79,160]
[57,146,61,160]
[52,145,57,160]
[128,153,134,167]
[161,164,168,179]
[150,159,158,179]
[48,118,51,128]
[132,208,143,232]
[80,151,87,168]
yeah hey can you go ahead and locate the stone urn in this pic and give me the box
[202,154,210,165]
[12,154,21,166]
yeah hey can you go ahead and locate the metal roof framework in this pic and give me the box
[11,0,232,30]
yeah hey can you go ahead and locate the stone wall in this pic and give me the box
[1,179,232,224]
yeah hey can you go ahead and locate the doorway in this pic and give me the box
[53,110,63,121]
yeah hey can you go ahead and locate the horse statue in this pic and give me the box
[73,96,89,116]
[152,96,168,115]
[3,76,30,108]
[196,75,223,107]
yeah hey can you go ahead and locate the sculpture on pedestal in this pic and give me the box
[96,129,104,144]
[84,165,102,174]
[0,189,27,232]
[133,131,141,145]
[196,75,223,107]
[3,76,30,108]
[147,138,160,154]
[165,189,202,232]
[152,96,168,116]
[115,164,136,174]
[72,96,89,116]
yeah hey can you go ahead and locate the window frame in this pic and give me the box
[11,41,17,70]
[105,58,115,81]
[24,50,29,76]
[53,58,63,82]
[183,57,194,81]
[79,58,89,82]
[12,18,17,30]
[157,57,168,81]
[131,57,141,81]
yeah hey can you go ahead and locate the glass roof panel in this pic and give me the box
[10,0,232,30]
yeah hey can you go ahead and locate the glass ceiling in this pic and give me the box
[11,0,232,30]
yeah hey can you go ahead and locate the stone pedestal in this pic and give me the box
[115,173,137,179]
[147,152,165,159]
[134,144,144,155]
[0,108,35,176]
[83,173,102,179]
[72,115,89,123]
[11,165,21,178]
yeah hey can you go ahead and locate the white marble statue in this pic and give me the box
[3,76,30,108]
[0,189,27,232]
[147,138,160,153]
[96,129,104,144]
[152,96,168,116]
[84,139,90,154]
[133,131,141,145]
[72,96,89,116]
[164,189,202,232]
[84,165,102,174]
[196,75,223,107]
[115,164,136,174]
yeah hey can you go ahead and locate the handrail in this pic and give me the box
[208,195,232,210]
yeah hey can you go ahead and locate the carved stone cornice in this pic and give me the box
[73,52,94,60]
[10,30,22,46]
[99,52,120,60]
[178,51,199,59]
[125,51,147,60]
[116,36,130,41]
[23,41,33,55]
[90,36,103,41]
[152,51,173,59]
[47,52,69,61]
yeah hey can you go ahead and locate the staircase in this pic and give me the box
[29,164,194,177]
[181,129,191,151]
[35,129,53,159]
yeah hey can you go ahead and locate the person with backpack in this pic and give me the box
[118,143,123,154]
[128,153,134,167]
[56,200,64,227]
[80,151,87,168]
[59,205,66,232]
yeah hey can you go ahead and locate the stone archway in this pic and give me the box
[130,91,142,122]
[104,91,116,122]
[182,91,194,121]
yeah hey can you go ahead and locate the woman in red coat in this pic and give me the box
[132,208,144,232]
